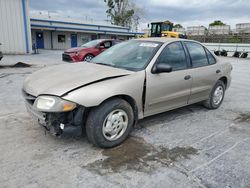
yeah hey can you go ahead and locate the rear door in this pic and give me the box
[144,41,193,116]
[184,42,222,104]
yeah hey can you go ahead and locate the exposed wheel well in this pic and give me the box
[100,95,139,124]
[219,76,228,88]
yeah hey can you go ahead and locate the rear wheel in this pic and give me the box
[203,80,225,109]
[86,98,134,148]
[84,54,94,62]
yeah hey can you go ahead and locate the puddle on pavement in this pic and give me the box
[0,62,32,69]
[84,137,198,174]
[234,113,250,123]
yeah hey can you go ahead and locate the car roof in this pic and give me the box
[133,37,196,44]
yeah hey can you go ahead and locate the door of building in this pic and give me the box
[71,34,77,47]
[36,32,44,49]
[91,34,98,40]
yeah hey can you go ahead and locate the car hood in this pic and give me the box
[23,63,133,97]
[64,47,90,53]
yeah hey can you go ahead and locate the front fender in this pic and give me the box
[62,71,146,119]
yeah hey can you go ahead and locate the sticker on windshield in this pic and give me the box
[139,43,159,48]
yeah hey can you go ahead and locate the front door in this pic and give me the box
[36,32,44,49]
[71,34,77,48]
[144,42,192,116]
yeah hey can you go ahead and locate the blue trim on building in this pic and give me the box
[30,18,130,31]
[21,0,29,53]
[31,24,144,35]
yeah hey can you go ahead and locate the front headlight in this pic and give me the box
[34,95,76,112]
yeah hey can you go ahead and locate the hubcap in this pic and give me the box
[213,86,224,105]
[102,109,128,141]
[84,55,93,62]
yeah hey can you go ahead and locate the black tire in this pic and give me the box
[203,80,225,109]
[83,54,94,62]
[86,98,134,148]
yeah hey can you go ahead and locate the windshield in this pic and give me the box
[91,40,162,71]
[162,24,172,31]
[81,39,103,48]
[151,23,161,35]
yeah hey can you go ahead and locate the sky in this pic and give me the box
[29,0,250,30]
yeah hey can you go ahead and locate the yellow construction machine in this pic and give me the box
[144,20,187,39]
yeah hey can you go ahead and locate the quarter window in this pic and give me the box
[185,42,209,68]
[101,41,112,48]
[205,48,216,64]
[157,42,187,71]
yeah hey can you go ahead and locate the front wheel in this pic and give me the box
[203,80,225,109]
[83,54,94,62]
[86,98,134,148]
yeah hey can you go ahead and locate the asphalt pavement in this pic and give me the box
[0,51,250,188]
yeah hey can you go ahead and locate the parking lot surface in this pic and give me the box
[0,51,250,188]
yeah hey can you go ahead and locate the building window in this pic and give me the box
[58,35,66,43]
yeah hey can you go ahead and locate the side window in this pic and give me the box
[157,42,187,71]
[101,41,111,48]
[185,42,209,68]
[205,48,216,65]
[103,41,111,48]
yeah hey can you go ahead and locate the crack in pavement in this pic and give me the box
[189,137,250,173]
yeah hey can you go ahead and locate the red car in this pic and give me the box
[62,39,121,62]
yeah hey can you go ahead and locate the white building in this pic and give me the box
[30,17,141,50]
[186,26,206,36]
[208,25,231,35]
[0,0,32,54]
[173,27,186,34]
[0,0,143,54]
[236,23,250,33]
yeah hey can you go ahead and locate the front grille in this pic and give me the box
[62,53,72,62]
[22,90,36,105]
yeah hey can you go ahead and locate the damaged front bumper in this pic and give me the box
[24,93,85,136]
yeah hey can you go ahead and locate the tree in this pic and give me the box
[104,0,143,29]
[173,24,183,28]
[209,20,225,26]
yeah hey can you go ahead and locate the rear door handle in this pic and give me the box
[184,75,191,80]
[216,69,221,74]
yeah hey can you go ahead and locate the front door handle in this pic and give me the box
[184,75,191,80]
[216,69,221,74]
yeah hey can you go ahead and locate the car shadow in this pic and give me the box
[34,103,208,147]
[137,103,208,129]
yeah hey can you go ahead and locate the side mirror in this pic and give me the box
[152,64,172,74]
